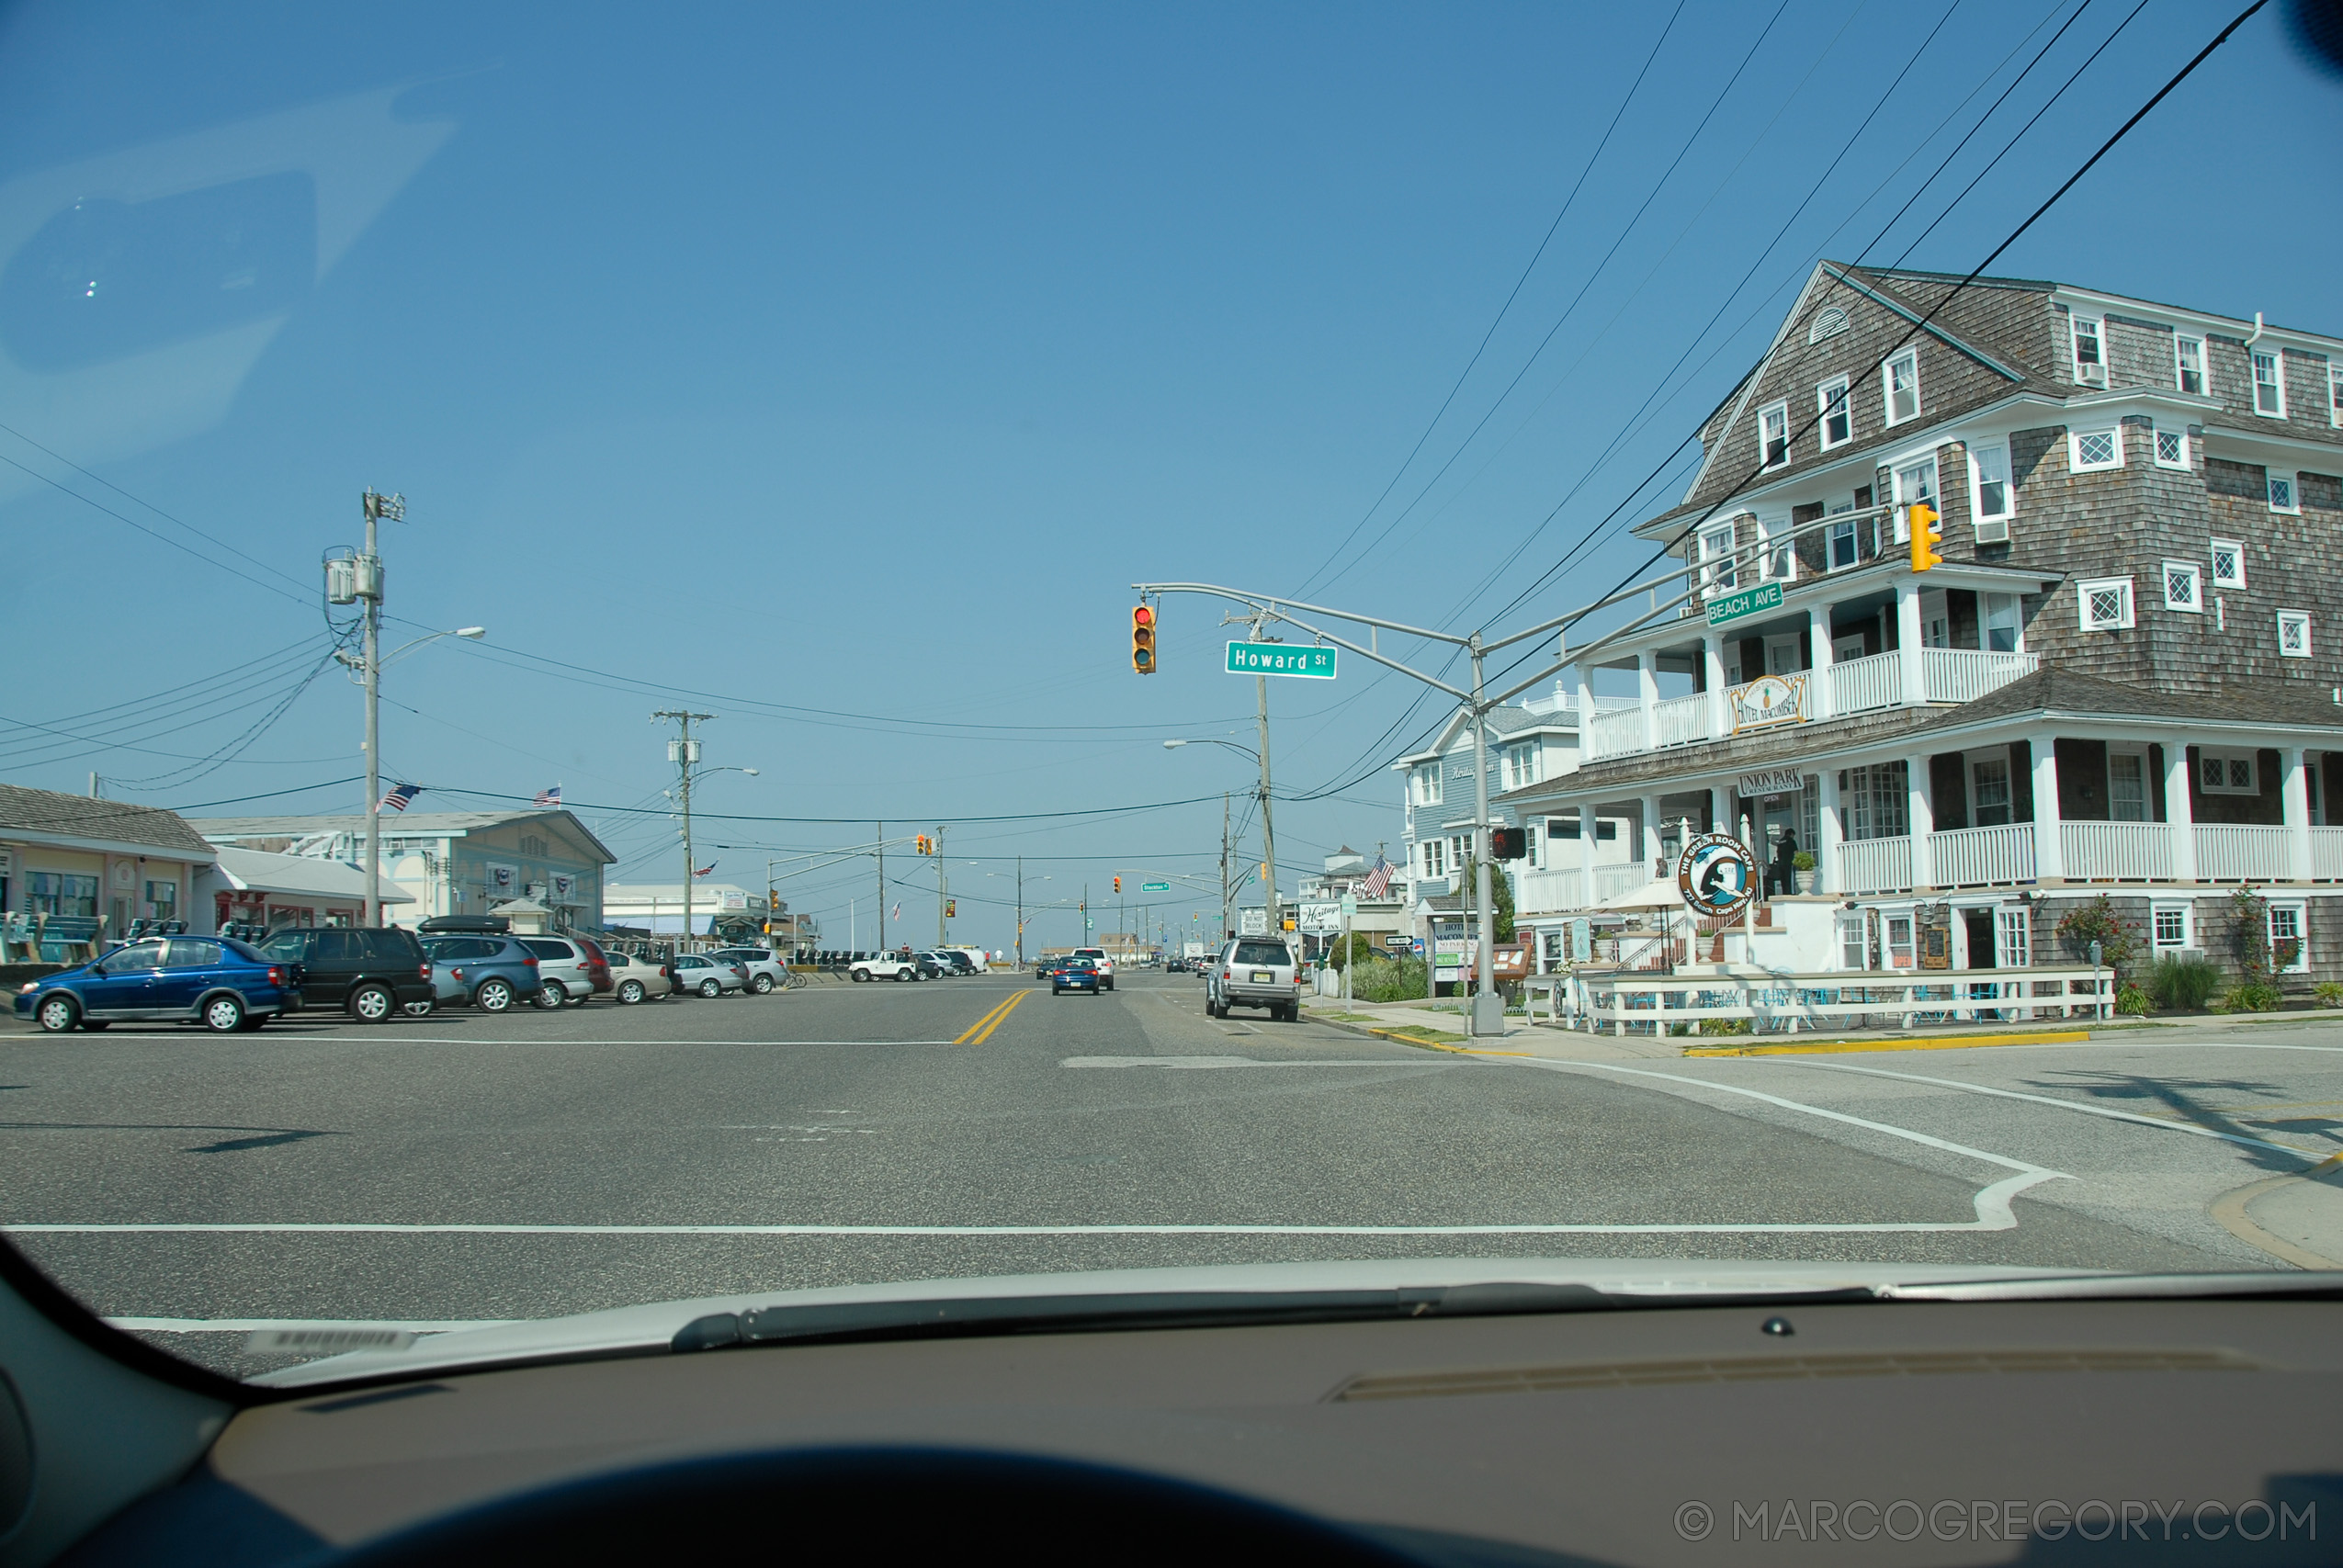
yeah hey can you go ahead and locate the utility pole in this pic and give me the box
[653,710,713,949]
[1466,632,1501,1037]
[1251,616,1279,938]
[875,821,885,954]
[1220,791,1231,940]
[1014,855,1024,966]
[934,824,947,948]
[359,490,400,928]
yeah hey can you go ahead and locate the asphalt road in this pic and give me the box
[6,967,2337,1378]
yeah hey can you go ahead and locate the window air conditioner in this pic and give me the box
[2077,361,2106,387]
[1975,516,2009,545]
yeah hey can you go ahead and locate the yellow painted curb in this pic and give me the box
[2210,1155,2343,1270]
[1685,1028,2092,1057]
[1369,1028,1530,1057]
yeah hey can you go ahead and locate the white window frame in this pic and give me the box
[2209,537,2246,590]
[2331,361,2343,429]
[2268,901,2311,975]
[2175,334,2206,396]
[1967,440,2012,541]
[2077,576,2134,632]
[1826,506,1859,571]
[1758,516,1795,582]
[2252,349,2286,418]
[1701,523,1738,593]
[2108,749,2151,823]
[1884,349,1920,425]
[2200,747,2258,796]
[2162,559,2202,615]
[2151,424,2190,469]
[2150,902,2193,951]
[1817,376,1851,449]
[2068,428,2122,472]
[1415,764,1442,807]
[1502,742,1538,791]
[1969,749,2013,829]
[2278,609,2313,660]
[2069,314,2106,385]
[1890,456,1937,542]
[1982,592,2022,653]
[1758,400,1791,470]
[2268,471,2299,513]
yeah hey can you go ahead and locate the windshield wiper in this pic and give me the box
[669,1280,1882,1353]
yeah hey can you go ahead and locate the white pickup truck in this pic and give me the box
[849,953,920,982]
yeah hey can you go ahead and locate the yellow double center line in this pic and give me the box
[954,988,1030,1045]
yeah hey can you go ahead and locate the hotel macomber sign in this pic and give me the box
[1727,672,1807,734]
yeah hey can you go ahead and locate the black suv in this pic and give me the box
[256,927,435,1022]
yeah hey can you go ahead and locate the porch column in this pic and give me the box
[1636,649,1659,749]
[1639,793,1663,875]
[2163,739,2196,882]
[1703,634,1726,738]
[1807,601,1835,719]
[1895,577,1926,705]
[1579,804,1598,906]
[1817,765,1844,896]
[1907,754,1935,890]
[2032,732,2065,880]
[1708,784,1729,843]
[2282,746,2313,883]
[1576,661,1596,736]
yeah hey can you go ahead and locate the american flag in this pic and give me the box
[693,862,716,878]
[534,785,561,807]
[1358,853,1394,899]
[379,783,421,813]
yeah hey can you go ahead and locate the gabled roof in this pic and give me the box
[0,784,212,856]
[207,846,413,903]
[192,809,618,864]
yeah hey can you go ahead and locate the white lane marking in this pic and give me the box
[1062,1055,1446,1070]
[1747,1056,2337,1164]
[108,1316,514,1334]
[1499,1058,2067,1229]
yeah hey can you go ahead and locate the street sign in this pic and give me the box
[1239,908,1268,936]
[1339,894,1357,919]
[1226,641,1336,679]
[1703,582,1783,627]
[1141,881,1171,892]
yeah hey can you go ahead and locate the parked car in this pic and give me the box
[1205,938,1302,1022]
[417,935,548,1013]
[850,953,919,982]
[603,950,674,1005]
[934,950,978,976]
[255,927,435,1022]
[1048,955,1101,997]
[708,946,789,994]
[912,951,954,980]
[14,934,300,1033]
[519,936,612,1008]
[672,952,748,997]
[1073,946,1115,991]
[938,945,988,974]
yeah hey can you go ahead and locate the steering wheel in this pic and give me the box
[334,1446,1417,1567]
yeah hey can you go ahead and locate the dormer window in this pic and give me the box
[2253,349,2285,417]
[2070,316,2105,385]
[2175,335,2205,395]
[1759,400,1790,469]
[1884,349,1919,424]
[1817,377,1851,448]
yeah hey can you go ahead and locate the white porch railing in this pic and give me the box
[1651,691,1710,749]
[1930,823,2036,886]
[1511,862,1647,915]
[1825,651,1901,717]
[2314,826,2343,882]
[2061,820,2174,881]
[1583,705,1645,761]
[1594,863,1647,902]
[1835,836,1913,895]
[1922,648,2039,705]
[2196,824,2293,882]
[1553,966,2112,1035]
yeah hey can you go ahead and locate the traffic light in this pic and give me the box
[945,899,956,918]
[915,834,933,855]
[1130,604,1157,674]
[1907,501,1942,572]
[1489,827,1527,861]
[1113,875,1122,893]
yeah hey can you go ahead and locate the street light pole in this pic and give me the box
[1254,661,1277,936]
[1466,633,1501,1037]
[654,710,714,948]
[358,490,401,928]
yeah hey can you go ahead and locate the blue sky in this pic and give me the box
[0,0,2336,951]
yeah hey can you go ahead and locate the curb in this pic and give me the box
[1686,1028,2094,1057]
[1302,1010,1531,1056]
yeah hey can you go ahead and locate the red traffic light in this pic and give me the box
[1130,604,1158,674]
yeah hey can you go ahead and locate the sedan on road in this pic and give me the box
[603,951,675,1005]
[15,935,300,1033]
[673,953,748,998]
[1048,956,1102,997]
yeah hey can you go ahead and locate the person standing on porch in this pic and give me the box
[1768,829,1800,897]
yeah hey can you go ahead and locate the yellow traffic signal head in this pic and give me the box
[1130,604,1157,674]
[1908,502,1943,572]
[1113,875,1122,893]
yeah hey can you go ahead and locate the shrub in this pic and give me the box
[2115,982,2155,1018]
[2148,953,2223,1011]
[1792,851,1816,872]
[2214,979,2285,1014]
[1697,1017,1752,1036]
[1352,957,1429,1003]
[2055,894,2141,976]
[2315,981,2343,1010]
[1324,933,1380,972]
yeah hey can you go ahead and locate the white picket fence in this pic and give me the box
[1523,965,2113,1034]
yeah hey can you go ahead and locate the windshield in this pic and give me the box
[2,2,2338,1385]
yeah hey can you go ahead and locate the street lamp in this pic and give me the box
[988,864,1050,964]
[1164,738,1273,942]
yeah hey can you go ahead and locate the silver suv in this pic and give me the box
[1206,938,1301,1022]
[709,946,789,994]
[519,937,605,1008]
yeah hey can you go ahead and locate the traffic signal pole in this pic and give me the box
[935,825,948,948]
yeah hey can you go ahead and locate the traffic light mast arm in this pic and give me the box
[1131,583,1475,702]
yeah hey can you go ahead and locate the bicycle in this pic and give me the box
[782,968,809,989]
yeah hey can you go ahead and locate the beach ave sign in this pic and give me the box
[1704,582,1783,627]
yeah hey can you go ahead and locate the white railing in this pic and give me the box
[1930,823,2036,886]
[1651,692,1710,749]
[1835,836,1913,895]
[2314,827,2343,882]
[1560,966,2113,1036]
[2060,820,2174,881]
[1922,648,2039,705]
[2196,824,2293,882]
[1583,705,1646,761]
[1594,863,1647,902]
[1825,651,1902,717]
[1511,866,1580,915]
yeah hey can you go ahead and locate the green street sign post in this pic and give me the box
[1703,582,1783,628]
[1141,881,1171,892]
[1226,641,1336,679]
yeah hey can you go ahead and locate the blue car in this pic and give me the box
[14,934,301,1034]
[1049,956,1102,996]
[419,935,548,1013]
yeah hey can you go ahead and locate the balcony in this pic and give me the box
[1828,820,2340,894]
[1511,862,1647,916]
